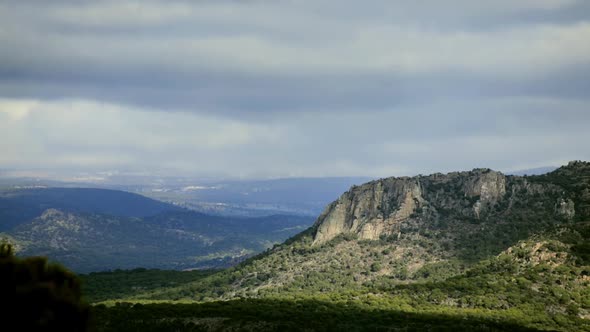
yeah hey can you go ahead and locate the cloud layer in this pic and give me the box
[0,1,589,177]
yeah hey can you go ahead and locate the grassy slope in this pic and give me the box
[86,222,590,331]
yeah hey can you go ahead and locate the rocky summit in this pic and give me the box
[311,162,585,246]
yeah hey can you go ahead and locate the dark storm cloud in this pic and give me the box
[1,0,589,114]
[2,65,590,117]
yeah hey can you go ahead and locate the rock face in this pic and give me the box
[555,198,575,220]
[313,169,505,245]
[312,165,583,246]
[313,177,425,245]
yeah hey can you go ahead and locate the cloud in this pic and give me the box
[0,98,284,175]
[49,1,196,26]
[0,97,588,178]
[0,1,588,177]
[0,1,588,116]
[5,5,590,75]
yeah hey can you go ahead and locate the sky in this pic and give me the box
[0,0,589,179]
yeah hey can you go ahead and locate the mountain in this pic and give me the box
[92,161,590,331]
[3,209,312,272]
[310,164,583,253]
[90,221,590,331]
[0,188,314,272]
[0,187,182,231]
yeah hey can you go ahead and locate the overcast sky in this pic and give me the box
[1,0,589,179]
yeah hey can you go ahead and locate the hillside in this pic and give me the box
[125,162,588,297]
[2,209,312,272]
[90,222,590,331]
[0,187,182,231]
[0,188,314,272]
[86,162,590,331]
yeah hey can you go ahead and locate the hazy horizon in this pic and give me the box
[0,165,561,184]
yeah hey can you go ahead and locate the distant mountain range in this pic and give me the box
[0,176,372,217]
[0,187,182,231]
[137,177,374,217]
[0,188,313,272]
[507,166,558,176]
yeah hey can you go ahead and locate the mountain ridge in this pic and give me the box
[312,162,586,246]
[119,161,589,302]
[0,187,183,231]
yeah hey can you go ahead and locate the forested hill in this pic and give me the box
[0,187,182,231]
[86,162,590,331]
[0,188,314,272]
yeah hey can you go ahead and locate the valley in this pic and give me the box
[0,188,314,272]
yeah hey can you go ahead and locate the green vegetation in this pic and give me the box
[93,299,545,332]
[1,208,312,272]
[81,268,218,303]
[10,162,590,331]
[0,242,90,331]
[528,161,590,221]
[82,222,590,331]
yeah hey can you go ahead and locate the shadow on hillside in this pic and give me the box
[0,243,90,331]
[92,298,546,332]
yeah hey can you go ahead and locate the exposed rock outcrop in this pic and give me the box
[313,169,508,245]
[313,177,426,244]
[312,164,585,246]
[555,198,575,220]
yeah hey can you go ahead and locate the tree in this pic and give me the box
[0,242,90,331]
[0,242,14,257]
[370,263,382,272]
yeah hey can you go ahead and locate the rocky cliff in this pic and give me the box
[312,163,587,245]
